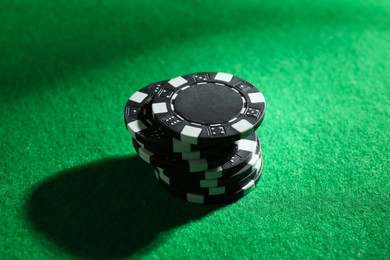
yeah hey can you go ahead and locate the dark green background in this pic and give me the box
[1,0,389,259]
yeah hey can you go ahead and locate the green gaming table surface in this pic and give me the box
[1,0,389,259]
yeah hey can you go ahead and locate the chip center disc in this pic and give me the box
[174,83,243,124]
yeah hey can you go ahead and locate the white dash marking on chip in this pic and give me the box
[247,152,259,166]
[182,151,200,160]
[169,76,188,87]
[255,157,262,170]
[200,179,218,188]
[129,91,148,103]
[238,139,257,152]
[138,147,153,163]
[136,140,144,148]
[228,117,238,123]
[152,102,168,115]
[189,159,208,172]
[181,125,202,144]
[205,166,223,179]
[159,172,170,184]
[248,92,265,103]
[127,120,147,137]
[172,138,192,152]
[231,119,253,134]
[209,187,225,195]
[232,88,239,94]
[187,193,205,204]
[215,72,233,82]
[242,180,255,195]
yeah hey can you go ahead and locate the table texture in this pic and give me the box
[1,0,389,259]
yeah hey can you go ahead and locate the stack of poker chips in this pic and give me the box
[124,72,266,204]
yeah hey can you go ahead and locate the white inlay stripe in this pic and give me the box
[130,91,148,103]
[152,102,168,114]
[231,119,253,133]
[242,180,255,191]
[159,172,170,184]
[138,147,153,163]
[247,152,259,166]
[215,72,233,82]
[238,139,257,152]
[209,187,225,195]
[182,151,200,160]
[257,157,262,169]
[127,120,147,137]
[172,138,192,152]
[204,166,223,179]
[189,159,208,172]
[187,193,205,204]
[248,92,265,103]
[181,125,202,144]
[136,140,144,148]
[200,179,218,188]
[169,76,188,87]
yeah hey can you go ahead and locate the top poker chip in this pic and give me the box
[151,72,266,145]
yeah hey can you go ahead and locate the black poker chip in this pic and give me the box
[156,133,261,180]
[151,72,265,146]
[124,72,266,204]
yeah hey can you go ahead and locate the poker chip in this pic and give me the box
[151,72,265,146]
[157,134,261,180]
[124,72,266,204]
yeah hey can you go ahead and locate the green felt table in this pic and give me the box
[1,0,389,259]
